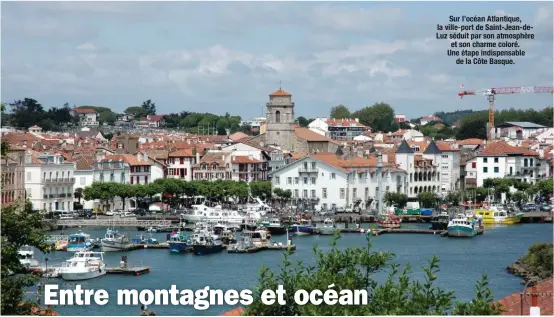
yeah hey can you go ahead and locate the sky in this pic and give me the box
[1,1,553,120]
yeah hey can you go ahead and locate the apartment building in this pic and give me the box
[167,148,198,181]
[71,108,99,127]
[24,151,76,211]
[269,152,406,211]
[93,154,152,185]
[193,152,268,182]
[396,140,443,198]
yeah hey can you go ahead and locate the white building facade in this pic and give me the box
[24,152,76,211]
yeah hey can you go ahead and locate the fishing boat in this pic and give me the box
[447,214,484,237]
[228,233,259,253]
[474,205,523,224]
[168,231,190,253]
[60,251,106,281]
[132,233,159,245]
[261,218,288,234]
[291,218,314,236]
[17,245,40,269]
[191,230,224,255]
[182,202,245,224]
[101,229,132,252]
[67,231,95,252]
[318,218,338,235]
[430,212,450,230]
[377,213,401,229]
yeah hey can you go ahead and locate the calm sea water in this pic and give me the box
[36,223,552,316]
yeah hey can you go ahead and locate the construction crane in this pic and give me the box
[457,86,554,141]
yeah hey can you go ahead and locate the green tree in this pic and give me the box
[124,106,147,118]
[511,191,526,205]
[535,179,553,197]
[250,181,272,200]
[115,184,135,210]
[1,139,8,156]
[8,98,47,129]
[418,191,437,208]
[330,104,351,119]
[1,200,51,315]
[384,192,408,208]
[141,99,156,115]
[246,235,503,315]
[296,116,310,127]
[352,102,397,132]
[83,182,118,210]
[444,191,461,205]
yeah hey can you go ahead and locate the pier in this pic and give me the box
[106,267,150,275]
[227,244,296,254]
[53,219,172,227]
[521,212,553,223]
[370,228,447,236]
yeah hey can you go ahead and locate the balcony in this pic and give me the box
[298,167,318,173]
[59,193,67,198]
[43,177,75,184]
[49,194,54,198]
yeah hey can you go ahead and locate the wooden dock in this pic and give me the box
[106,267,150,275]
[227,244,296,254]
[371,228,447,236]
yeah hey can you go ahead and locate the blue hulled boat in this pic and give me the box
[291,219,314,236]
[168,231,190,253]
[67,231,95,252]
[191,230,223,255]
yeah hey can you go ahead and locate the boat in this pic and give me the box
[132,233,159,245]
[447,213,484,237]
[101,229,132,252]
[239,197,273,220]
[474,205,523,224]
[146,224,172,232]
[377,213,401,229]
[261,218,288,234]
[241,218,259,231]
[181,202,245,224]
[192,231,224,255]
[318,218,338,235]
[67,231,95,252]
[60,251,106,281]
[291,218,314,236]
[17,245,40,269]
[168,231,190,253]
[430,212,450,230]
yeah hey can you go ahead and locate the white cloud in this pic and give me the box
[310,5,403,32]
[76,43,97,51]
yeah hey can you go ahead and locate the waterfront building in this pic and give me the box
[93,154,152,185]
[71,108,99,127]
[24,151,76,211]
[135,151,166,182]
[395,140,444,199]
[73,155,95,209]
[167,148,198,181]
[466,141,540,187]
[1,146,26,205]
[193,151,268,182]
[269,150,407,211]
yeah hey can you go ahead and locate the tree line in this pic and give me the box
[329,103,399,132]
[79,179,291,210]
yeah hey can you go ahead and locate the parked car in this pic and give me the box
[540,204,552,212]
[522,204,536,212]
[105,210,114,216]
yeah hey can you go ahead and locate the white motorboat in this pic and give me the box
[318,218,337,235]
[17,245,40,268]
[60,251,106,281]
[181,203,245,224]
[240,197,273,219]
[101,229,132,251]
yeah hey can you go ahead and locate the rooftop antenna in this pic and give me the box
[279,80,282,90]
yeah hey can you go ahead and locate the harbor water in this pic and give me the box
[39,223,552,316]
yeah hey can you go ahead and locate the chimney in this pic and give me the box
[195,150,200,164]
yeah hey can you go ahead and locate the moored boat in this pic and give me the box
[318,218,338,235]
[475,205,523,224]
[18,245,40,269]
[168,231,190,253]
[430,212,450,230]
[60,251,106,281]
[191,230,224,255]
[101,229,132,252]
[377,213,401,229]
[67,231,95,252]
[291,218,313,236]
[447,214,484,237]
[261,218,288,234]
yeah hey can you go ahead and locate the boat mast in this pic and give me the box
[377,152,383,216]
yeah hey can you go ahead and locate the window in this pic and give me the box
[322,188,327,199]
[340,188,345,199]
[353,188,357,199]
[311,177,316,185]
[274,177,280,184]
[311,190,316,198]
[483,158,488,163]
[494,167,499,173]
[442,155,448,159]
[294,189,299,198]
[303,190,308,198]
[287,177,292,185]
[303,177,308,184]
[483,167,488,173]
[311,162,316,169]
[304,162,308,169]
[27,172,31,181]
[180,158,184,164]
[331,173,336,179]
[275,110,281,123]
[80,177,86,185]
[365,187,369,199]
[472,162,476,168]
[494,157,498,163]
[145,176,148,184]
[294,177,299,184]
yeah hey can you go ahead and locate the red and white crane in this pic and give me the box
[457,85,554,141]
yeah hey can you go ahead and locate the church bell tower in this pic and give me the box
[265,86,296,151]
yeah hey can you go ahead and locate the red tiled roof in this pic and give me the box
[269,89,291,96]
[295,127,330,142]
[168,148,195,157]
[479,141,539,157]
[72,108,97,114]
[457,138,486,145]
[232,156,261,164]
[326,118,366,127]
[100,154,152,166]
[220,306,245,316]
[495,278,553,315]
[436,141,460,152]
